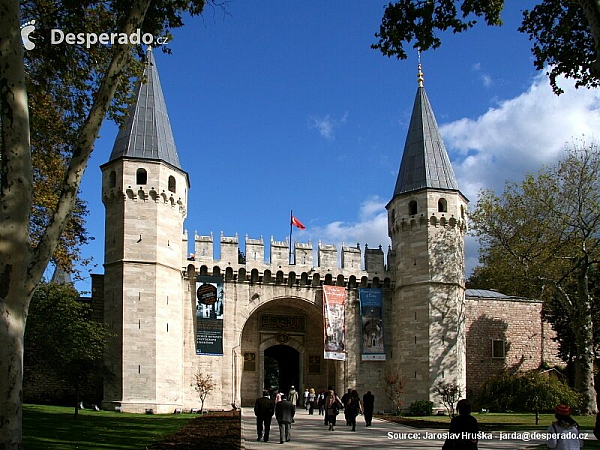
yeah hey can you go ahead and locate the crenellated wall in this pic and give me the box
[188,232,390,283]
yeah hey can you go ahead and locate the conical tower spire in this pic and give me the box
[392,64,459,197]
[110,47,181,169]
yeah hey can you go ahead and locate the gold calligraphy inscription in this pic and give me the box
[260,314,305,332]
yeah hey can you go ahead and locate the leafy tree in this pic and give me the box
[384,371,407,414]
[470,141,600,414]
[479,371,581,424]
[0,0,218,446]
[541,270,600,365]
[24,282,111,418]
[434,381,462,417]
[372,1,600,94]
[192,372,215,413]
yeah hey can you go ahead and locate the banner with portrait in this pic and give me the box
[195,276,224,355]
[323,285,346,360]
[359,288,385,361]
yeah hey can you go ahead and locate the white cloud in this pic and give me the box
[471,62,493,88]
[313,73,600,278]
[443,72,600,202]
[442,72,600,274]
[308,196,390,254]
[308,112,348,140]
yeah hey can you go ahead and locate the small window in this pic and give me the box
[136,168,147,185]
[438,198,447,212]
[408,200,418,215]
[243,353,256,371]
[492,340,506,358]
[168,175,176,193]
[308,355,321,374]
[109,171,116,188]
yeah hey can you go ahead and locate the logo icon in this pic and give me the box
[21,20,36,50]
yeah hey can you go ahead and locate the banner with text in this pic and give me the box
[196,276,224,355]
[359,288,386,361]
[323,285,346,360]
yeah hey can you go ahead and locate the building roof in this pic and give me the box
[465,289,509,299]
[392,66,460,197]
[465,289,538,303]
[109,48,182,169]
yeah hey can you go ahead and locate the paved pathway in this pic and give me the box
[241,407,591,449]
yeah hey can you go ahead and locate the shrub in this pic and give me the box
[408,400,434,416]
[479,370,581,424]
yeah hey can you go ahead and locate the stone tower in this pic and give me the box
[100,48,189,413]
[386,65,468,408]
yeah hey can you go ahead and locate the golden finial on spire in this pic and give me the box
[417,64,424,87]
[417,50,424,87]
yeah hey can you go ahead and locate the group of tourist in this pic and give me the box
[254,385,375,444]
[258,388,590,448]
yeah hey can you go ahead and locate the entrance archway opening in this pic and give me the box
[264,345,299,393]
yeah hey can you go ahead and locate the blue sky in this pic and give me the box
[72,1,600,292]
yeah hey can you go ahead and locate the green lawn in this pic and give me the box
[403,412,597,431]
[23,404,194,449]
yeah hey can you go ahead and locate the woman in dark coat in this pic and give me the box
[346,390,363,431]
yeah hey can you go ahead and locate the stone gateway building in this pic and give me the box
[91,50,560,414]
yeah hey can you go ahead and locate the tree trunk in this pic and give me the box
[0,0,35,448]
[573,263,597,414]
[74,383,80,419]
[0,299,28,450]
[0,0,152,446]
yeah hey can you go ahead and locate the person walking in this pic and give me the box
[288,386,298,423]
[546,404,583,449]
[254,390,275,442]
[318,389,327,416]
[325,389,343,431]
[275,394,295,444]
[442,399,479,450]
[362,390,374,426]
[307,388,316,415]
[341,388,352,425]
[346,390,363,431]
[303,388,309,410]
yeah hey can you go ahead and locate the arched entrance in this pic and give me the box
[264,345,299,392]
[239,298,334,406]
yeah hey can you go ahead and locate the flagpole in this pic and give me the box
[289,210,293,264]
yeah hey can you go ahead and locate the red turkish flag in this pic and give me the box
[291,215,306,230]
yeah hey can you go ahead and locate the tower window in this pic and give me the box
[109,171,116,188]
[408,200,417,215]
[438,198,447,213]
[136,168,147,185]
[168,175,176,193]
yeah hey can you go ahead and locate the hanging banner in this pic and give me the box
[323,285,346,360]
[196,276,224,355]
[359,288,385,361]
